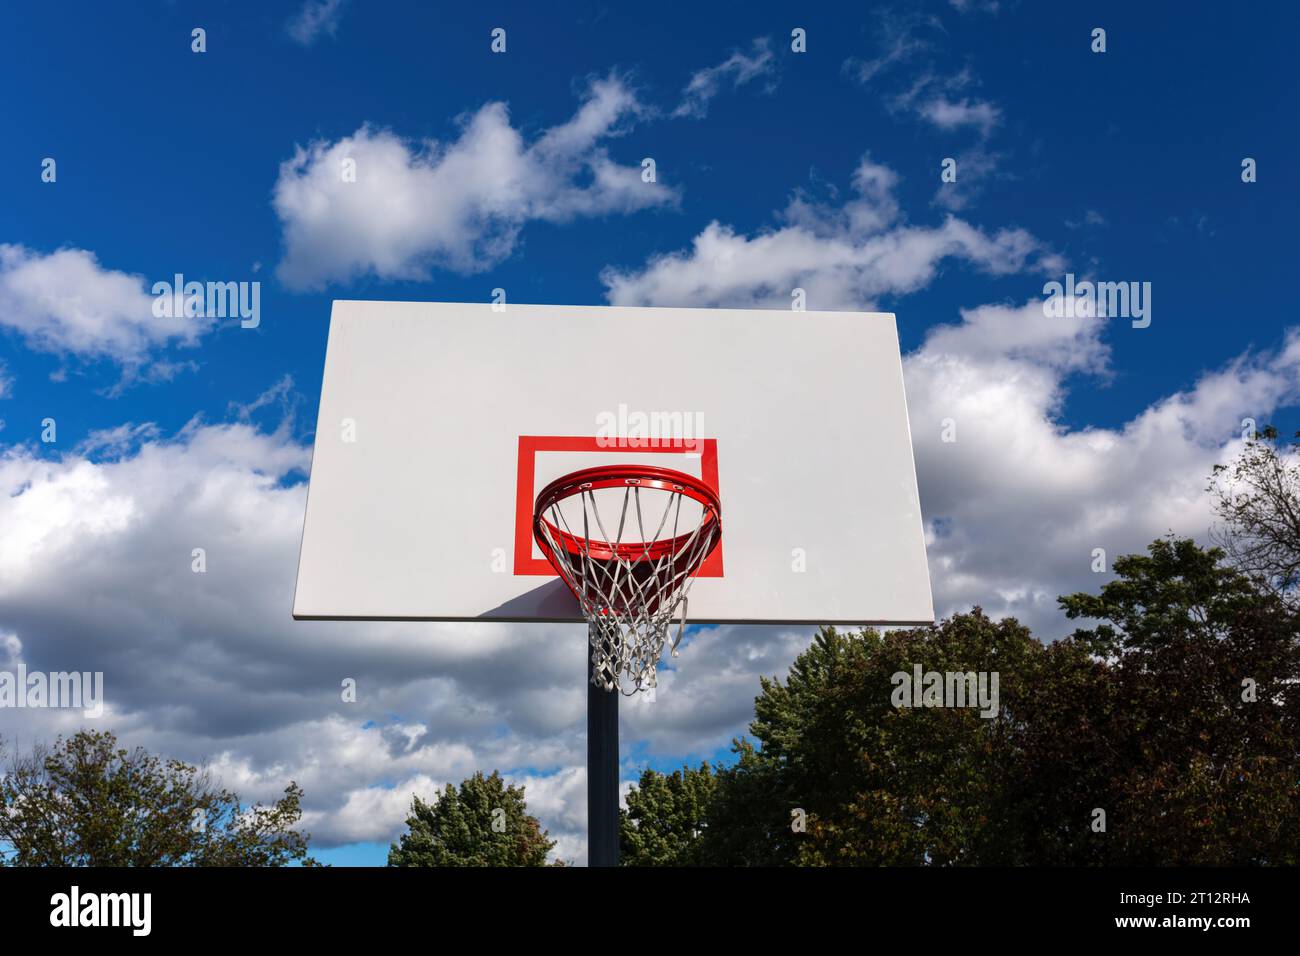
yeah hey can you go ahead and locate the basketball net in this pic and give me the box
[532,467,722,695]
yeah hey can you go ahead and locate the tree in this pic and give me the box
[697,627,870,866]
[0,730,316,866]
[997,631,1119,865]
[696,739,791,866]
[387,771,556,866]
[634,538,1299,866]
[695,619,1043,866]
[780,617,1040,866]
[1210,425,1300,608]
[620,763,716,866]
[1058,537,1300,864]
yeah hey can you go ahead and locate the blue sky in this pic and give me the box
[1,0,1297,865]
[4,1,1296,437]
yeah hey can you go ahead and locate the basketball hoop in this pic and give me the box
[532,464,722,695]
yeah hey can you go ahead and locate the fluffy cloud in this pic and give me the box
[6,312,1296,858]
[887,66,1001,140]
[602,155,1053,310]
[918,96,1001,136]
[273,76,676,290]
[287,0,347,46]
[4,320,1297,860]
[843,8,1004,210]
[0,244,212,368]
[0,413,786,861]
[602,169,1300,636]
[6,176,1297,864]
[909,307,1300,632]
[673,38,776,118]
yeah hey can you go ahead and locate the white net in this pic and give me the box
[534,476,721,695]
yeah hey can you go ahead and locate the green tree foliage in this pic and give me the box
[619,539,1299,865]
[622,618,1038,866]
[620,762,716,865]
[387,771,557,866]
[1056,537,1300,864]
[792,615,1038,866]
[0,730,315,866]
[702,615,1040,866]
[693,740,788,866]
[997,627,1117,865]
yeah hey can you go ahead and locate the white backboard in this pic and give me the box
[292,301,933,625]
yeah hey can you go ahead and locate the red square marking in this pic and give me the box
[514,436,723,577]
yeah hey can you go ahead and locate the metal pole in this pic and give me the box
[587,625,619,867]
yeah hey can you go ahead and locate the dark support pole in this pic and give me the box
[587,626,620,867]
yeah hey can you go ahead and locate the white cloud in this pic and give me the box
[918,96,1001,136]
[0,399,852,862]
[4,325,1298,860]
[273,76,676,290]
[843,13,1001,139]
[845,22,1004,209]
[620,624,814,755]
[315,773,441,846]
[601,171,1300,638]
[0,411,759,863]
[890,69,1001,139]
[4,312,1296,862]
[287,0,347,46]
[602,155,1052,310]
[0,360,12,399]
[0,245,213,368]
[908,305,1300,634]
[511,767,587,863]
[673,38,776,118]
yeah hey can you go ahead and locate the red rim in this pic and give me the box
[532,464,722,565]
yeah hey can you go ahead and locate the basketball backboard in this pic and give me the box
[292,301,933,626]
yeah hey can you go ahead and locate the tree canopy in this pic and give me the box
[620,763,716,866]
[0,730,315,866]
[388,771,557,866]
[620,539,1300,865]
